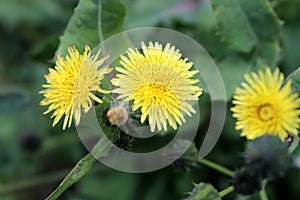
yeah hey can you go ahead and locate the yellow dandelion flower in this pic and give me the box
[40,45,112,130]
[111,42,203,132]
[231,67,300,140]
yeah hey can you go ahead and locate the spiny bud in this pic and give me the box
[232,167,262,195]
[244,135,290,180]
[111,131,135,151]
[106,105,128,126]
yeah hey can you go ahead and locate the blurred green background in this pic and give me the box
[1,0,300,199]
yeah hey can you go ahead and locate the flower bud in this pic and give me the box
[244,135,290,180]
[232,167,262,195]
[111,131,134,151]
[106,105,128,126]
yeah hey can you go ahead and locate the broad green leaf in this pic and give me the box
[239,0,281,42]
[56,0,126,57]
[254,40,281,70]
[217,56,251,101]
[184,182,221,200]
[281,26,300,74]
[212,0,282,55]
[101,0,126,39]
[212,0,257,53]
[122,0,207,29]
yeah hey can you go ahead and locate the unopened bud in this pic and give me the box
[232,167,262,195]
[106,106,128,126]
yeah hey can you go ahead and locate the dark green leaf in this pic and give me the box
[123,0,205,29]
[212,0,257,53]
[254,40,281,70]
[212,0,282,55]
[239,0,282,42]
[101,0,126,39]
[56,0,126,57]
[281,26,300,74]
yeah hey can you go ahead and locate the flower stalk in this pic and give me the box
[259,181,269,200]
[45,138,111,200]
[196,158,234,177]
[259,189,269,200]
[219,185,234,197]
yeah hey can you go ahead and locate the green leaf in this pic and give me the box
[122,0,205,29]
[212,0,282,54]
[56,0,126,57]
[286,67,300,94]
[281,26,300,73]
[192,29,235,61]
[239,0,282,42]
[184,183,221,200]
[101,0,126,39]
[254,40,281,70]
[212,0,257,53]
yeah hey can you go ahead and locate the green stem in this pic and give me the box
[45,154,96,200]
[219,185,234,197]
[259,189,268,200]
[259,181,269,200]
[45,138,111,200]
[197,158,234,177]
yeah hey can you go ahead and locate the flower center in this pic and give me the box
[258,104,274,121]
[137,83,178,105]
[72,65,96,103]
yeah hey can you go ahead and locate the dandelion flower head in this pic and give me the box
[40,45,112,130]
[111,42,203,132]
[231,67,300,140]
